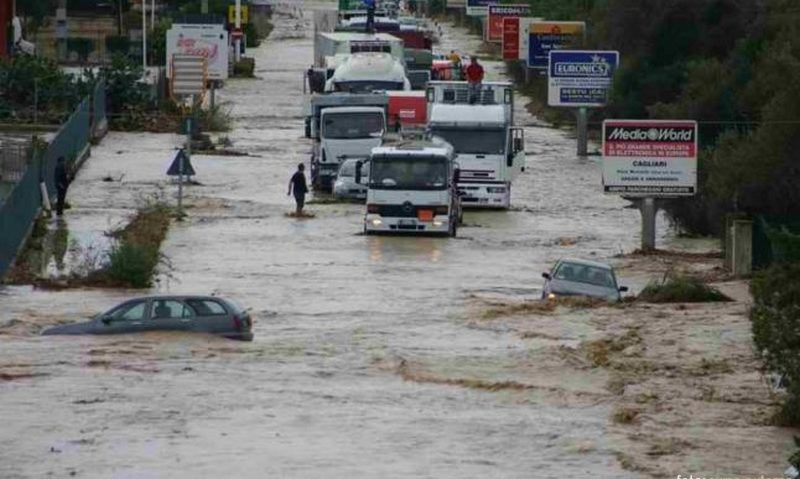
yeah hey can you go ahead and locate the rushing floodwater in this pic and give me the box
[0,2,676,477]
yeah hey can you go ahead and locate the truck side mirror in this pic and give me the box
[542,272,551,280]
[304,118,311,139]
[513,137,523,153]
[101,315,112,325]
[453,167,461,184]
[355,161,363,185]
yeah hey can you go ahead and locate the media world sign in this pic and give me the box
[548,50,619,107]
[602,120,698,196]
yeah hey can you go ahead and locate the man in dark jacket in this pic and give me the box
[287,163,308,216]
[54,156,71,216]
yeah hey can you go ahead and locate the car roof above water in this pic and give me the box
[557,258,614,270]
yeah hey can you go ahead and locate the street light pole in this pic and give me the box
[142,0,147,74]
[235,0,241,63]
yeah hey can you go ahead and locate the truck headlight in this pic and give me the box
[547,293,557,300]
[371,219,383,226]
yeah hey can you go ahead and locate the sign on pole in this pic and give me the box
[548,50,619,107]
[528,21,586,69]
[167,149,196,177]
[466,0,499,17]
[170,54,208,97]
[227,4,249,24]
[502,17,520,60]
[602,120,699,196]
[487,4,530,43]
[166,24,229,80]
[516,18,541,63]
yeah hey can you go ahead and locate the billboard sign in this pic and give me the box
[602,120,698,196]
[487,4,531,43]
[502,17,520,60]
[466,0,499,17]
[167,24,229,80]
[528,21,585,69]
[516,18,542,63]
[548,50,619,107]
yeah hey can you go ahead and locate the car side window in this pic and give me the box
[151,300,193,320]
[114,302,147,321]
[186,299,227,316]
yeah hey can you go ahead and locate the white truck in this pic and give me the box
[313,32,405,74]
[358,139,462,236]
[325,52,411,92]
[426,81,525,209]
[305,93,389,191]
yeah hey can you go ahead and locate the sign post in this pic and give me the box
[602,119,699,251]
[548,50,619,156]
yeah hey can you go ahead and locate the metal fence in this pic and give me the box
[0,81,106,279]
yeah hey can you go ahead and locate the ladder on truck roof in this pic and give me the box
[425,81,513,105]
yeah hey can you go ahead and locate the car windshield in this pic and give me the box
[430,128,506,155]
[323,112,385,140]
[369,156,448,190]
[554,262,616,288]
[334,81,404,93]
[338,160,368,178]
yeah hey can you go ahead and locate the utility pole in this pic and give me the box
[151,0,155,31]
[202,0,209,14]
[141,0,147,74]
[576,107,588,156]
[234,0,242,63]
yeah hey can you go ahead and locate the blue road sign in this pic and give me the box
[527,22,585,69]
[548,50,620,107]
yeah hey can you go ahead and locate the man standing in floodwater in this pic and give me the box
[287,163,308,216]
[54,156,71,217]
[465,56,485,104]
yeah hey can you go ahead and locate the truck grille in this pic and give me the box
[377,204,440,217]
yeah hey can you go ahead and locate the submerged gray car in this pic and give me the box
[42,296,253,341]
[541,258,628,302]
[333,158,369,200]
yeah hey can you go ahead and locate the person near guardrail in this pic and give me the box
[54,156,72,217]
[465,57,485,104]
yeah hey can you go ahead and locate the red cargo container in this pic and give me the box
[387,91,427,130]
[388,30,433,50]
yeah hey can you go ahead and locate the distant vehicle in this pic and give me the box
[541,259,628,302]
[42,296,254,341]
[334,158,369,200]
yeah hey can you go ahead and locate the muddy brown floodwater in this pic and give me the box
[0,2,794,478]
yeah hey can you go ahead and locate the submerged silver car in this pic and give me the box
[333,158,369,200]
[42,295,254,341]
[541,258,628,302]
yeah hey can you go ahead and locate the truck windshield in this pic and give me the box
[323,112,385,140]
[370,157,448,190]
[430,128,506,155]
[334,81,405,93]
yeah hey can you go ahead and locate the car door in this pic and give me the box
[186,298,231,334]
[96,300,150,335]
[148,299,195,332]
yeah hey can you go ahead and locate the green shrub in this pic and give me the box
[107,242,158,288]
[105,35,131,55]
[751,263,800,426]
[639,275,731,303]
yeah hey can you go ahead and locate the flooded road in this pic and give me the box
[0,3,737,478]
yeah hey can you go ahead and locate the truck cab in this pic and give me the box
[360,140,461,236]
[306,94,389,191]
[426,81,525,209]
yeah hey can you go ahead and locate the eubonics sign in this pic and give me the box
[602,120,698,196]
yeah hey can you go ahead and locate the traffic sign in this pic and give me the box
[602,120,698,196]
[231,28,243,40]
[228,5,249,24]
[548,50,619,107]
[167,149,196,177]
[170,54,208,97]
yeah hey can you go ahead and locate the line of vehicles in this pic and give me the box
[303,0,527,236]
